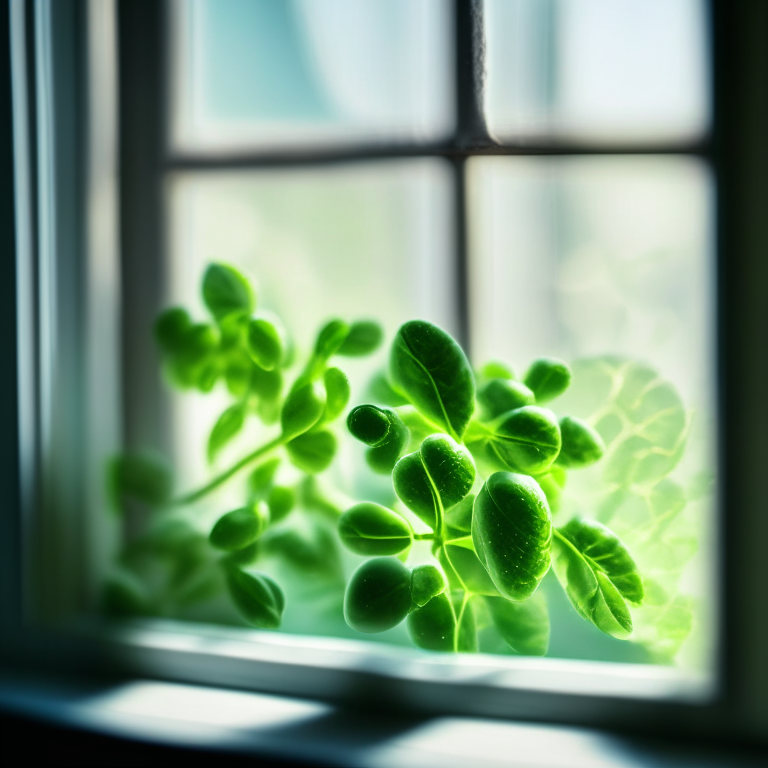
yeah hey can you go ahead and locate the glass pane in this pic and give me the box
[468,156,716,670]
[171,0,454,152]
[485,0,710,143]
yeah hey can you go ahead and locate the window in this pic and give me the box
[5,0,768,745]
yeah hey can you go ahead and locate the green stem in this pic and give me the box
[172,434,287,506]
[413,533,435,541]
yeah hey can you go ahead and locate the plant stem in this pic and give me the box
[413,533,435,541]
[172,434,287,506]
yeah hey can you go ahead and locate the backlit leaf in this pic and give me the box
[523,357,572,403]
[336,320,383,357]
[207,402,247,463]
[485,592,550,656]
[286,429,337,474]
[344,557,412,633]
[202,263,255,323]
[226,568,284,629]
[338,502,413,556]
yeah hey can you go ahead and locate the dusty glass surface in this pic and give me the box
[171,0,454,152]
[468,156,716,669]
[485,0,710,144]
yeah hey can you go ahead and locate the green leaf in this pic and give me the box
[207,402,247,463]
[523,357,572,403]
[286,429,337,474]
[552,518,643,639]
[224,351,253,397]
[209,502,269,551]
[478,379,535,420]
[343,557,412,633]
[535,466,567,514]
[164,323,219,391]
[225,568,284,629]
[487,406,561,475]
[134,516,201,557]
[108,452,172,510]
[102,570,150,617]
[348,405,410,475]
[222,540,260,567]
[322,367,350,423]
[266,485,295,524]
[410,563,447,607]
[438,543,500,596]
[444,494,474,538]
[280,380,326,439]
[368,370,409,406]
[154,307,192,354]
[338,502,413,556]
[247,318,283,370]
[202,263,255,323]
[472,472,552,601]
[557,416,605,468]
[262,522,342,579]
[407,591,455,651]
[248,458,281,496]
[478,360,515,381]
[336,320,383,356]
[392,434,476,531]
[314,319,350,359]
[251,365,283,402]
[485,593,550,656]
[389,320,475,441]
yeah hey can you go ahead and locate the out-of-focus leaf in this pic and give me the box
[314,319,350,360]
[523,358,572,403]
[338,502,412,556]
[368,370,409,407]
[472,472,552,601]
[536,466,567,514]
[453,594,478,652]
[393,434,475,531]
[280,380,325,439]
[248,458,281,496]
[438,543,499,596]
[266,485,295,524]
[154,307,192,354]
[286,429,337,474]
[322,367,350,424]
[343,557,412,633]
[209,502,269,551]
[251,365,282,402]
[485,593,550,656]
[102,570,151,617]
[478,360,515,382]
[389,320,475,441]
[225,568,284,629]
[247,317,284,371]
[109,452,173,511]
[224,351,253,397]
[202,263,255,323]
[336,320,383,357]
[207,402,247,463]
[262,520,343,580]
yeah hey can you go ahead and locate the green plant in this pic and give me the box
[106,263,702,661]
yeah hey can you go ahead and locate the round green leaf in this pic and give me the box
[389,320,475,441]
[266,485,295,524]
[338,502,413,556]
[478,379,535,420]
[523,357,572,403]
[407,592,455,651]
[247,318,283,371]
[202,263,255,323]
[557,416,605,468]
[485,593,550,656]
[472,472,552,601]
[314,319,350,359]
[343,557,412,633]
[248,458,281,496]
[226,568,284,629]
[392,434,475,530]
[251,365,282,401]
[280,380,326,439]
[347,404,391,446]
[207,402,247,463]
[336,320,383,357]
[286,429,337,474]
[209,502,269,551]
[410,563,447,607]
[154,307,192,354]
[488,406,561,475]
[322,367,350,423]
[479,360,515,381]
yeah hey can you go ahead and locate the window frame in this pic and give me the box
[3,0,768,747]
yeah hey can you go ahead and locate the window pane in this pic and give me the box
[485,0,710,144]
[469,156,716,669]
[171,0,454,152]
[165,161,454,643]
